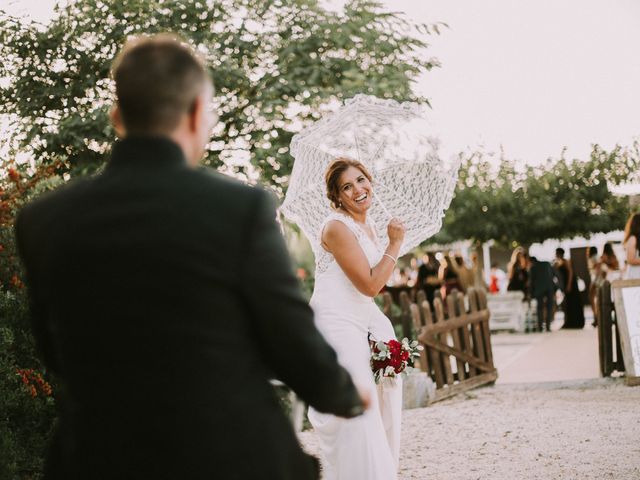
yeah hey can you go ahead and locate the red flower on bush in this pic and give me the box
[15,368,53,398]
[10,274,24,289]
[8,167,21,183]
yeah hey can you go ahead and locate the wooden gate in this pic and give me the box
[407,287,498,402]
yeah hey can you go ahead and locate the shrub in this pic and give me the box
[0,290,57,479]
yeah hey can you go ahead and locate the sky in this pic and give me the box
[388,0,640,165]
[3,0,640,168]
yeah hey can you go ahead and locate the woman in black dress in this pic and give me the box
[507,247,529,298]
[416,252,441,307]
[554,247,585,329]
[439,253,462,298]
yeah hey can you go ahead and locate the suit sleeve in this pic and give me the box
[14,207,59,374]
[240,188,363,417]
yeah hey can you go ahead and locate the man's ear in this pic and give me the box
[110,104,126,138]
[188,94,204,133]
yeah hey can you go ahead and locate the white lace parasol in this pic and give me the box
[280,94,459,261]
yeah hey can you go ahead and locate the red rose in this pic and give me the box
[372,359,387,371]
[388,340,401,350]
[8,168,20,182]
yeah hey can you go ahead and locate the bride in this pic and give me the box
[307,157,405,479]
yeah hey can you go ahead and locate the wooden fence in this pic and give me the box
[594,280,625,377]
[395,287,498,402]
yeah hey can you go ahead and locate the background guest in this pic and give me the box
[586,246,601,320]
[586,246,599,275]
[507,247,529,298]
[489,262,506,293]
[416,252,441,306]
[554,247,585,329]
[399,267,411,286]
[529,256,557,332]
[470,251,487,291]
[407,257,419,287]
[600,242,620,280]
[439,253,462,298]
[449,254,474,293]
[623,213,640,279]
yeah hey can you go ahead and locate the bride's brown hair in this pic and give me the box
[325,158,373,209]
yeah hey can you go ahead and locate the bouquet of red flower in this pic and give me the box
[370,338,423,384]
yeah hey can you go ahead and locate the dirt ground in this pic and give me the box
[299,378,640,479]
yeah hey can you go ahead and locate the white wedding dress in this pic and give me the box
[307,211,402,480]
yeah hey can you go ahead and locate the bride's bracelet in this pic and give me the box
[383,253,397,264]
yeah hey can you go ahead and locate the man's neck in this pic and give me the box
[166,131,197,167]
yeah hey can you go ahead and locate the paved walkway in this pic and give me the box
[492,324,601,384]
[491,307,602,384]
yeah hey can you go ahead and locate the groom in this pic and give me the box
[15,35,366,480]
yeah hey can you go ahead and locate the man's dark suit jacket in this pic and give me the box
[529,260,557,298]
[15,136,362,480]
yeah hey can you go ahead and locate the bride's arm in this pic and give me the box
[323,220,402,297]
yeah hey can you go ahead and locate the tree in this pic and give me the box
[433,142,640,247]
[0,0,440,189]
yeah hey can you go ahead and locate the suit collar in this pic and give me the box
[108,136,188,169]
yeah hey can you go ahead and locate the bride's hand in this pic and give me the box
[387,218,405,246]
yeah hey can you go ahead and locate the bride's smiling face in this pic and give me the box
[338,166,373,214]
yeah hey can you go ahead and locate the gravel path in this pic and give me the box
[299,378,640,479]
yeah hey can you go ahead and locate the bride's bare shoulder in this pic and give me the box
[322,218,357,246]
[323,218,350,239]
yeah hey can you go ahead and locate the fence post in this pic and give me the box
[597,281,614,376]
